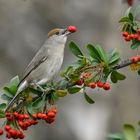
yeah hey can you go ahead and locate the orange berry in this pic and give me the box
[48,112,55,118]
[37,113,43,119]
[88,82,96,89]
[32,114,37,119]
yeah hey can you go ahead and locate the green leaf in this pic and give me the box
[69,73,80,82]
[131,42,140,49]
[128,13,133,21]
[26,104,37,114]
[51,93,59,101]
[96,44,108,63]
[86,44,101,61]
[108,133,124,140]
[32,96,44,109]
[10,76,20,86]
[119,17,132,23]
[29,87,43,96]
[123,124,137,140]
[111,71,126,83]
[84,93,95,104]
[69,41,83,58]
[68,86,81,94]
[0,103,7,109]
[55,90,67,97]
[0,109,5,118]
[8,76,19,94]
[137,69,140,75]
[1,94,12,102]
[108,50,120,65]
[111,72,118,83]
[3,87,14,97]
[132,5,140,17]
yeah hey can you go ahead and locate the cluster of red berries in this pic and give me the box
[122,30,140,42]
[131,55,140,63]
[0,107,57,139]
[32,108,57,124]
[4,126,24,139]
[76,73,111,90]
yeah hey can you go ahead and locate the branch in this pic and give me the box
[113,59,132,69]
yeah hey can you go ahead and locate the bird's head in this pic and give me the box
[47,26,77,45]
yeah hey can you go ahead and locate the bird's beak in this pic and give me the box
[62,26,77,35]
[62,28,71,35]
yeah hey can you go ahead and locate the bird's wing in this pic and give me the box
[19,46,48,85]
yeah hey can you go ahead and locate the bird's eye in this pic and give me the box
[55,32,59,35]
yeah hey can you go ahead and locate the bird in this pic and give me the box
[5,25,77,112]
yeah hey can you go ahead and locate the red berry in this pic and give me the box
[51,108,57,114]
[45,118,55,124]
[130,34,135,39]
[88,82,96,89]
[41,113,47,119]
[137,55,140,61]
[6,133,11,138]
[97,81,104,88]
[9,129,16,136]
[37,113,43,119]
[6,112,11,117]
[137,36,140,41]
[131,56,139,63]
[124,35,131,41]
[30,120,38,125]
[76,78,84,86]
[18,121,24,127]
[67,25,77,33]
[4,125,11,131]
[13,112,19,118]
[0,129,3,135]
[18,114,24,120]
[7,116,14,122]
[23,114,29,119]
[24,121,31,127]
[133,34,139,39]
[19,133,25,139]
[127,0,133,6]
[83,73,91,79]
[122,31,128,37]
[103,83,110,90]
[32,114,38,119]
[48,112,55,118]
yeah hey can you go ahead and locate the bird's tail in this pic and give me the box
[5,81,28,112]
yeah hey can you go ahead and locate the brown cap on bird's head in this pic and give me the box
[47,28,61,38]
[47,26,77,38]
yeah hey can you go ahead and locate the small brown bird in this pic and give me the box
[5,26,77,112]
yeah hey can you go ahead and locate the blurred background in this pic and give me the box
[0,0,140,140]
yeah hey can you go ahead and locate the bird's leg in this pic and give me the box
[30,82,50,94]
